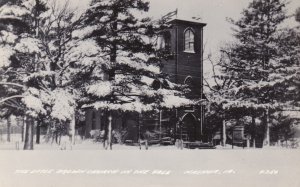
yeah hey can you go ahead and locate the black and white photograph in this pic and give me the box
[0,0,300,186]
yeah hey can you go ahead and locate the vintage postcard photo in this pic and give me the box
[0,0,300,186]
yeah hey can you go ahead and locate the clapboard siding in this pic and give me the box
[161,19,205,93]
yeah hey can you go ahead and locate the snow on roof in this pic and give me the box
[168,17,207,26]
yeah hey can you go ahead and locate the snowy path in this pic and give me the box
[0,149,299,187]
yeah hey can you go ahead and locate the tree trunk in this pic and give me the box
[23,117,34,150]
[107,112,112,150]
[21,116,25,142]
[222,119,226,147]
[159,110,162,141]
[263,109,270,147]
[70,110,76,145]
[103,124,107,149]
[58,133,61,145]
[55,132,59,145]
[36,120,40,144]
[138,113,143,150]
[138,113,142,141]
[7,115,11,142]
[105,10,117,151]
[247,138,250,148]
[251,115,256,148]
[265,122,270,147]
[0,129,2,142]
[231,128,234,149]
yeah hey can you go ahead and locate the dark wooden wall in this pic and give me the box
[162,19,206,98]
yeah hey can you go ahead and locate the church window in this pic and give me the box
[184,28,195,53]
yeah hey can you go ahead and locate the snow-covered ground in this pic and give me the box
[1,134,297,150]
[0,134,299,150]
[0,149,299,187]
[0,134,179,150]
[0,135,300,187]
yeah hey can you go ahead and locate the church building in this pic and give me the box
[83,18,208,144]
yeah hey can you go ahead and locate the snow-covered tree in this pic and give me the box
[203,53,262,147]
[0,0,49,149]
[0,0,83,149]
[217,0,300,147]
[73,0,194,149]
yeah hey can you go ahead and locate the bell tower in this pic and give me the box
[161,18,206,97]
[160,18,207,141]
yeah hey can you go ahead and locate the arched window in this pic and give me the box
[184,76,193,86]
[184,28,195,53]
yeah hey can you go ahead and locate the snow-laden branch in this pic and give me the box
[3,100,24,110]
[0,95,24,104]
[0,82,25,89]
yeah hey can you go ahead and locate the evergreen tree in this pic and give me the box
[220,0,289,147]
[75,0,193,149]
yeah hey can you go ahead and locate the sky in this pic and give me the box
[72,0,300,56]
[71,0,300,79]
[147,0,250,55]
[2,0,299,73]
[148,0,300,57]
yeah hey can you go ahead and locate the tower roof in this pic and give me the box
[167,18,207,27]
